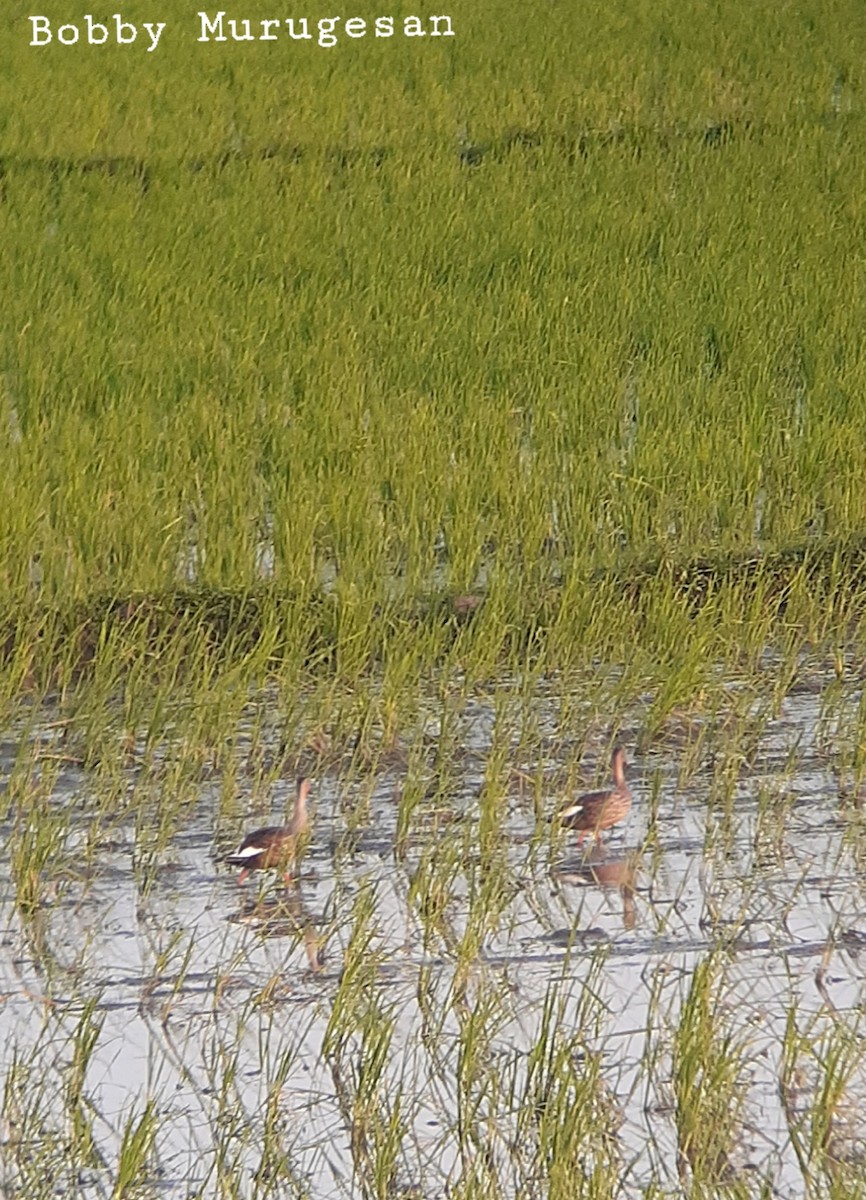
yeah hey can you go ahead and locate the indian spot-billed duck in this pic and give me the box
[226,777,311,885]
[557,747,631,844]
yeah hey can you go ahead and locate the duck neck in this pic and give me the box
[293,780,310,830]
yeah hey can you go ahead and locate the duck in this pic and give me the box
[225,777,311,885]
[557,747,631,844]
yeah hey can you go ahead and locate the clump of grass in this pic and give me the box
[450,969,514,1187]
[511,963,621,1199]
[752,780,792,868]
[140,929,196,1021]
[409,836,463,956]
[252,1039,308,1197]
[8,780,69,919]
[671,956,749,1190]
[2,1050,67,1196]
[781,1007,866,1197]
[321,881,407,1196]
[112,1099,160,1199]
[64,996,106,1174]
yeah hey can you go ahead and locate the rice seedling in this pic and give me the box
[671,956,750,1191]
[752,782,793,870]
[7,769,69,920]
[511,958,621,1199]
[321,880,385,1062]
[2,1049,67,1198]
[251,1040,310,1197]
[64,996,106,1174]
[112,1099,160,1199]
[780,1006,866,1198]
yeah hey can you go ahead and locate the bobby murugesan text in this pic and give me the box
[27,11,455,51]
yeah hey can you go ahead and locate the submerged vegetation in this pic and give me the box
[2,0,866,1195]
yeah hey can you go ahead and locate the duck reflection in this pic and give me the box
[553,849,640,930]
[229,886,323,971]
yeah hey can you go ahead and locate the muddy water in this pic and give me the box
[2,679,865,1197]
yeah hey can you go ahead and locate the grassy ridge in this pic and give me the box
[2,0,866,691]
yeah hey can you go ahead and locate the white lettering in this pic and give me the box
[27,11,456,51]
[229,18,254,40]
[84,15,108,44]
[114,14,137,44]
[29,15,52,45]
[143,22,165,50]
[317,17,338,47]
[285,18,311,39]
[198,10,226,41]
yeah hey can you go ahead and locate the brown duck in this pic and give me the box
[226,777,311,885]
[557,747,631,843]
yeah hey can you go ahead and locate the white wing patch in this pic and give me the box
[559,802,585,820]
[233,844,264,858]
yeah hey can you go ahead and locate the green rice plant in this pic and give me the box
[347,1006,403,1198]
[637,766,664,854]
[409,832,465,958]
[140,929,196,1022]
[64,996,106,1173]
[454,865,518,1003]
[671,955,750,1193]
[322,880,384,1062]
[2,1050,67,1198]
[451,971,512,1182]
[112,1099,160,1199]
[643,624,715,736]
[780,1007,866,1198]
[441,729,520,984]
[251,1043,307,1199]
[393,748,430,864]
[319,881,407,1196]
[131,776,193,897]
[8,772,69,920]
[199,1020,250,1192]
[511,957,620,1199]
[476,737,510,866]
[752,782,793,869]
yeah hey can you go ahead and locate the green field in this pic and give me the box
[2,1,866,700]
[3,5,866,1197]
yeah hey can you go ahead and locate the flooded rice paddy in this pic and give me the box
[3,667,866,1198]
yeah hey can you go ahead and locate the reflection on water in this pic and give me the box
[2,674,866,1197]
[230,890,325,972]
[553,851,640,930]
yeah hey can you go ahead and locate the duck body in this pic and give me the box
[558,747,631,844]
[226,778,310,885]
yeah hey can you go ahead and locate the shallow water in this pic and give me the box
[2,674,866,1197]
